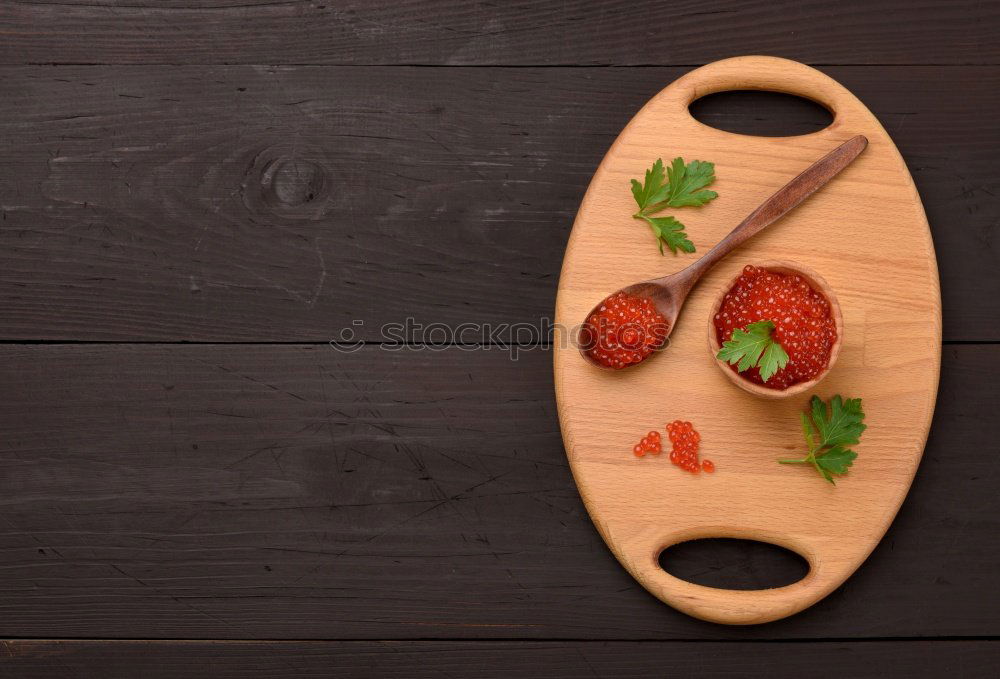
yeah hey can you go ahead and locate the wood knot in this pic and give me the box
[244,147,334,220]
[261,157,327,208]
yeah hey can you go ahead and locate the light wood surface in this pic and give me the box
[553,56,941,625]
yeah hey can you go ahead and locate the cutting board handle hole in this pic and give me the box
[689,91,833,137]
[658,538,809,591]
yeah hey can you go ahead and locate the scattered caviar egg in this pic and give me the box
[665,420,708,474]
[633,422,707,473]
[630,429,663,457]
[713,265,837,390]
[581,292,670,369]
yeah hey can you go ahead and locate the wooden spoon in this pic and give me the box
[579,134,868,369]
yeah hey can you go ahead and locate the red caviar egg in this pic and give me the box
[713,265,836,390]
[634,421,711,474]
[665,420,709,475]
[582,292,670,369]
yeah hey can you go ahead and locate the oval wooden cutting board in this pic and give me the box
[553,56,941,625]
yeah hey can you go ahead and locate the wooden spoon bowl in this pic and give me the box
[706,260,843,399]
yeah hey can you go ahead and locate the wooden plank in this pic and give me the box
[0,344,996,639]
[3,640,999,678]
[0,1,997,65]
[0,65,997,341]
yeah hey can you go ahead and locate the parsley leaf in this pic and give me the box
[815,446,858,476]
[799,412,815,451]
[779,395,866,485]
[715,321,789,383]
[640,215,696,255]
[811,395,866,448]
[630,158,670,211]
[665,157,719,207]
[630,157,718,255]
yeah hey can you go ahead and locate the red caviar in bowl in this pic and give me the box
[666,420,712,474]
[713,265,837,390]
[582,292,670,369]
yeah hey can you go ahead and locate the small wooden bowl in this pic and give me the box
[706,260,843,399]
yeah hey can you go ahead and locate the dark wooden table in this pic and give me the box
[1,2,998,676]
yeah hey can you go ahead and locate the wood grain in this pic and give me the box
[0,1,995,669]
[3,640,999,678]
[0,344,996,639]
[1,1,997,65]
[0,65,997,341]
[555,57,940,623]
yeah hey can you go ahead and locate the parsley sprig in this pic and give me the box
[716,320,789,383]
[630,157,718,254]
[779,396,866,484]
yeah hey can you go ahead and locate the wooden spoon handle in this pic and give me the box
[679,135,868,283]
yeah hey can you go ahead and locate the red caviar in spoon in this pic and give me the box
[582,292,670,369]
[713,265,837,390]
